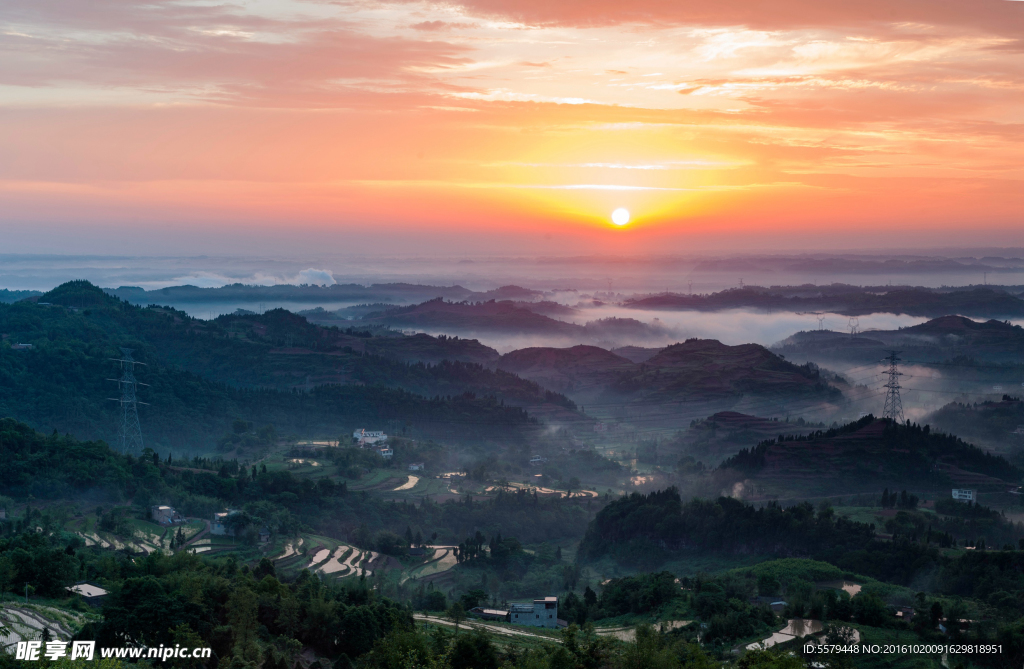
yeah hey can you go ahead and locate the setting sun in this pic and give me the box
[612,208,631,226]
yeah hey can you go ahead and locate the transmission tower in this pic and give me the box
[848,316,860,336]
[108,348,148,454]
[882,350,905,423]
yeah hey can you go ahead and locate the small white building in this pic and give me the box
[0,508,6,520]
[529,456,547,466]
[353,429,388,446]
[150,505,183,525]
[509,597,559,629]
[952,489,976,503]
[378,447,394,459]
[212,509,240,535]
[67,583,109,606]
[408,462,425,471]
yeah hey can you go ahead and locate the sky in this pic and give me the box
[2,0,1024,255]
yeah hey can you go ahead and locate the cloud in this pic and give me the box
[410,20,478,31]
[0,0,474,108]
[392,0,1024,39]
[297,268,336,286]
[160,269,336,288]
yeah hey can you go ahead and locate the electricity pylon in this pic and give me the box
[882,350,905,423]
[108,348,148,454]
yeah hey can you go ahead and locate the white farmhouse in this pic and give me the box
[509,597,559,629]
[353,429,388,446]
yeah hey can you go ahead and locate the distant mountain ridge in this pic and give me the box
[104,282,545,306]
[773,315,1024,364]
[358,298,669,343]
[0,289,42,304]
[625,285,1024,318]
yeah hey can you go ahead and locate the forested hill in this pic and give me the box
[0,281,561,451]
[578,488,877,568]
[0,288,42,304]
[719,416,1022,490]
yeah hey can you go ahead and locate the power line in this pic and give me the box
[882,351,905,423]
[108,348,147,455]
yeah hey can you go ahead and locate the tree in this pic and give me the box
[618,624,677,669]
[226,586,261,663]
[460,590,486,611]
[169,623,208,669]
[930,601,943,629]
[449,630,498,669]
[0,555,16,602]
[738,648,805,669]
[445,602,466,635]
[422,591,446,612]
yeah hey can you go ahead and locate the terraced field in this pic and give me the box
[314,544,379,578]
[64,516,207,556]
[406,546,458,579]
[0,603,100,649]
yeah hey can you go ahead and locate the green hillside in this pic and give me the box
[0,281,561,452]
[719,416,1022,496]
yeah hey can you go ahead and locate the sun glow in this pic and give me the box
[611,208,631,226]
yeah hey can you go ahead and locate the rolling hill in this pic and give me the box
[926,395,1024,453]
[773,315,1024,366]
[0,281,579,452]
[719,416,1022,497]
[498,339,841,409]
[357,298,670,345]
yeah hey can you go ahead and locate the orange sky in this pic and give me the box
[1,0,1023,253]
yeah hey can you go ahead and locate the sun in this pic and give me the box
[611,208,631,226]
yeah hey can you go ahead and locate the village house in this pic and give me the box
[509,597,559,628]
[150,505,184,525]
[211,509,240,535]
[353,429,387,446]
[67,582,109,607]
[952,489,976,502]
[470,607,511,622]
